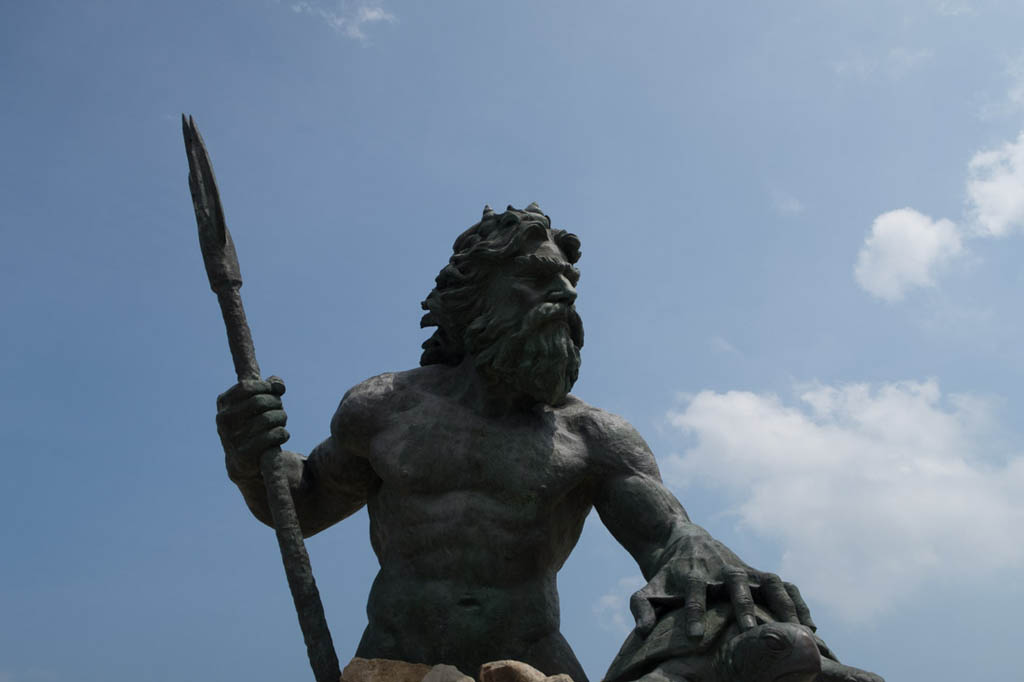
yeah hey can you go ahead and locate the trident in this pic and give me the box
[182,115,340,682]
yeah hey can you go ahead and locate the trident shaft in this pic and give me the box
[182,115,340,682]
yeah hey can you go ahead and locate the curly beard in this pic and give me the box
[464,302,584,406]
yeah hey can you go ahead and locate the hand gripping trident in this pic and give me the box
[182,115,340,682]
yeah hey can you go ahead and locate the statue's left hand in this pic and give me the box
[629,527,815,640]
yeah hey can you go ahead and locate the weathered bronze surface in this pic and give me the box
[202,142,885,681]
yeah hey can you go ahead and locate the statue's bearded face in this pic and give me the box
[463,237,584,406]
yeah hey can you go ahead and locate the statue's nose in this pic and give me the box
[547,276,577,305]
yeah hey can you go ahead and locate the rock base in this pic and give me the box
[341,657,574,682]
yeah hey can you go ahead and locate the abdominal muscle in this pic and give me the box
[353,489,586,678]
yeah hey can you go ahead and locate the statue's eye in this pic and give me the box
[515,262,552,281]
[761,630,788,652]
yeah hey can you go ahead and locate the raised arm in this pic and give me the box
[217,376,382,537]
[587,410,813,640]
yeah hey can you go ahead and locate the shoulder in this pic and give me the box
[559,396,646,450]
[331,367,440,437]
[560,397,661,479]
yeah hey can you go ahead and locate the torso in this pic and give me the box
[351,367,600,678]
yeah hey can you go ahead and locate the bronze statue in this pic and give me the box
[187,118,883,682]
[215,204,883,682]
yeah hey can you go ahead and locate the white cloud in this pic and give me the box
[593,575,646,634]
[854,208,962,301]
[966,132,1024,237]
[290,1,395,40]
[855,130,1024,302]
[663,380,1024,622]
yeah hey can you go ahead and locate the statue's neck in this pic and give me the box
[451,356,540,418]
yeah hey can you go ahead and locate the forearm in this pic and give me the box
[597,472,696,577]
[596,472,741,580]
[230,449,306,529]
[589,417,812,638]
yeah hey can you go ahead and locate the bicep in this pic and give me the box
[305,434,380,499]
[589,413,692,577]
[295,435,380,536]
[293,389,383,536]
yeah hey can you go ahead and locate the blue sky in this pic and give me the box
[3,2,1023,681]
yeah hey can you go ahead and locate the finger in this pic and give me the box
[724,567,757,632]
[629,590,657,637]
[267,375,286,396]
[758,573,799,624]
[224,410,289,446]
[682,577,707,639]
[784,582,816,631]
[217,380,276,410]
[243,410,288,434]
[250,426,290,451]
[217,393,284,423]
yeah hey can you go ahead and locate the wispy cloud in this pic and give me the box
[708,335,741,356]
[1007,54,1024,112]
[290,1,395,41]
[832,47,934,81]
[934,0,974,16]
[771,190,804,216]
[593,575,646,634]
[831,54,875,80]
[886,47,936,79]
[664,380,1024,622]
[976,52,1024,120]
[854,208,962,302]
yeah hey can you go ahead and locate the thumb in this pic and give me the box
[630,590,656,637]
[267,375,287,396]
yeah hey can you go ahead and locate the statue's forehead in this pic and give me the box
[519,233,568,261]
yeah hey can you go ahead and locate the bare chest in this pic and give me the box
[366,402,592,501]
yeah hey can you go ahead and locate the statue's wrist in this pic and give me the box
[648,524,713,573]
[666,523,711,549]
[226,456,263,485]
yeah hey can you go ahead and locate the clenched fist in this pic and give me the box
[216,376,290,482]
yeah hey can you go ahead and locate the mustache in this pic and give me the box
[522,302,584,349]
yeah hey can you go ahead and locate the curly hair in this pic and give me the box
[419,203,581,367]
